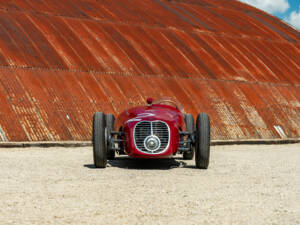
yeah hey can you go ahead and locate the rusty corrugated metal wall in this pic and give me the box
[0,0,299,141]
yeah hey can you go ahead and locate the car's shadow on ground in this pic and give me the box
[84,157,196,170]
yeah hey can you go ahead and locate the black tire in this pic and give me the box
[195,113,210,169]
[92,112,107,168]
[183,114,195,160]
[106,114,115,160]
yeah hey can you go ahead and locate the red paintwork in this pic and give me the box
[116,103,184,158]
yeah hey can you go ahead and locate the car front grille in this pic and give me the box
[134,121,170,154]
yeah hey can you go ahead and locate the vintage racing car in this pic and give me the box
[92,97,210,169]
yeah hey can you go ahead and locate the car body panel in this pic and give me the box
[115,104,185,158]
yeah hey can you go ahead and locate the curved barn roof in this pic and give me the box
[0,0,299,141]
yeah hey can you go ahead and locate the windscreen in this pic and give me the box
[153,97,185,113]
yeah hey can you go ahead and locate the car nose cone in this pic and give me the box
[144,136,160,151]
[148,140,156,148]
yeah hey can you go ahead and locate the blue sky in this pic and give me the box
[239,0,300,30]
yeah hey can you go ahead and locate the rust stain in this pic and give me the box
[0,0,299,141]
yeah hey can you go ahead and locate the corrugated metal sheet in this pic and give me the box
[0,0,299,141]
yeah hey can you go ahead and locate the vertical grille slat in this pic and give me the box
[134,121,170,154]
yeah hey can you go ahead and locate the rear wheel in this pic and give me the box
[92,112,107,168]
[183,114,195,160]
[106,114,115,160]
[195,113,210,169]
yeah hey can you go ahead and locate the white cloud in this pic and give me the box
[285,6,300,30]
[239,0,290,14]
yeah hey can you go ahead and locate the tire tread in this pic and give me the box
[93,112,107,168]
[195,113,210,169]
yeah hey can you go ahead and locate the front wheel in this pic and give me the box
[195,113,210,169]
[92,112,107,168]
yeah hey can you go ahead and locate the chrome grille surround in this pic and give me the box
[134,121,170,154]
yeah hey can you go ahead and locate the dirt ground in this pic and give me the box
[0,144,299,225]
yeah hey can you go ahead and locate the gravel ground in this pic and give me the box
[0,144,299,225]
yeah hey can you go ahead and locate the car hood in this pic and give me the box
[118,104,184,127]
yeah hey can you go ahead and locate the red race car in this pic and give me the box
[92,97,210,169]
